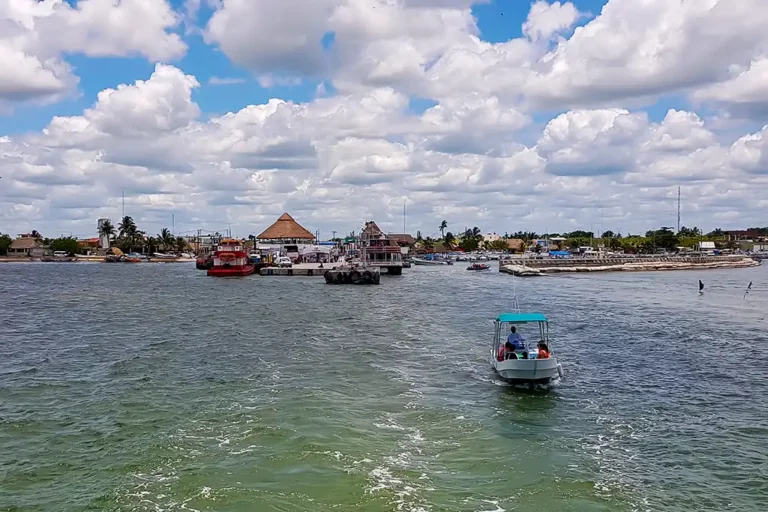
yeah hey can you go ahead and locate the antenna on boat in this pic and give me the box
[511,280,521,313]
[743,281,752,300]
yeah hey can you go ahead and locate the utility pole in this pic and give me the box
[122,189,125,218]
[403,200,406,233]
[172,213,175,235]
[677,186,681,234]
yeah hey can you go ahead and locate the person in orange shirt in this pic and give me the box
[536,342,550,359]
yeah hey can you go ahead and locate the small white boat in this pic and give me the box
[152,252,176,259]
[412,257,449,266]
[490,312,563,384]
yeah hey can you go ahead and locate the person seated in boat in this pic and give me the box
[498,341,518,361]
[536,342,550,359]
[507,326,526,351]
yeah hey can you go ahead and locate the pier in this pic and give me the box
[260,267,326,277]
[500,255,759,276]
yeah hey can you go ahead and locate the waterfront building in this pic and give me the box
[360,221,404,274]
[257,213,316,261]
[8,234,49,257]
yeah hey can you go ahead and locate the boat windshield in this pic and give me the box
[493,319,550,355]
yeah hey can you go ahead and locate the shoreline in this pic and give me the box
[0,257,196,264]
[500,256,760,276]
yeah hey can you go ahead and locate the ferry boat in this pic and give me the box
[207,239,255,277]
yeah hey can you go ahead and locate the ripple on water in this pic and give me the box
[1,263,767,511]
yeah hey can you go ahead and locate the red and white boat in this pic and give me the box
[207,239,256,277]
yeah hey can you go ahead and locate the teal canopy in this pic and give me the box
[496,312,548,323]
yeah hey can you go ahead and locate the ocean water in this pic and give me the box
[1,262,767,511]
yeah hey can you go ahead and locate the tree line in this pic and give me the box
[409,221,768,254]
[0,217,189,256]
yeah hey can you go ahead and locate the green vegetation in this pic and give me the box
[158,228,174,250]
[115,216,145,252]
[0,232,11,255]
[49,237,82,255]
[415,220,768,254]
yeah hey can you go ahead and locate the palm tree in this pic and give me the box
[443,232,454,250]
[175,236,187,252]
[117,216,141,252]
[31,230,41,238]
[439,220,448,238]
[99,220,116,248]
[158,228,174,250]
[118,216,136,238]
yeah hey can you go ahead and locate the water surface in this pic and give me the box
[1,262,767,511]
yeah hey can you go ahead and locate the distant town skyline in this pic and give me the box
[1,1,767,240]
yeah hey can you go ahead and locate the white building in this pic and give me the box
[97,218,111,248]
[483,232,502,243]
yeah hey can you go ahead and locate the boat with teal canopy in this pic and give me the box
[490,309,563,384]
[496,312,548,323]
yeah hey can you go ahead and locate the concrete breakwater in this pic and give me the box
[500,255,759,276]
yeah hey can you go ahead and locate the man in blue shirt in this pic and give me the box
[507,326,526,351]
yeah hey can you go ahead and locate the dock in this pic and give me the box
[260,267,325,277]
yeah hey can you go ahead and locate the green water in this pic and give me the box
[2,263,767,511]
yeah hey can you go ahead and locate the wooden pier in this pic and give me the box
[259,267,326,277]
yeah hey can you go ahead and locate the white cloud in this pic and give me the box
[0,0,186,103]
[693,58,768,118]
[4,0,768,237]
[3,63,767,239]
[536,109,648,176]
[0,46,76,102]
[208,76,247,86]
[730,125,768,174]
[522,1,580,43]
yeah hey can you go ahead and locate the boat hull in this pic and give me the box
[412,258,447,266]
[491,356,561,383]
[207,265,256,277]
[196,258,213,270]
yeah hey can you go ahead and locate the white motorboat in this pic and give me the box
[152,252,176,259]
[490,312,563,384]
[411,257,449,266]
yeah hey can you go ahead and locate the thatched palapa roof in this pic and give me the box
[10,238,42,250]
[257,213,315,240]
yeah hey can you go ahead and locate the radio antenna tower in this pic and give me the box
[677,187,681,233]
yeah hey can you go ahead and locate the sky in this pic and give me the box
[1,0,767,240]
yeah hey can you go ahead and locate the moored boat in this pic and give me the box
[152,252,176,259]
[196,253,214,270]
[467,263,490,271]
[412,257,449,266]
[207,239,255,277]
